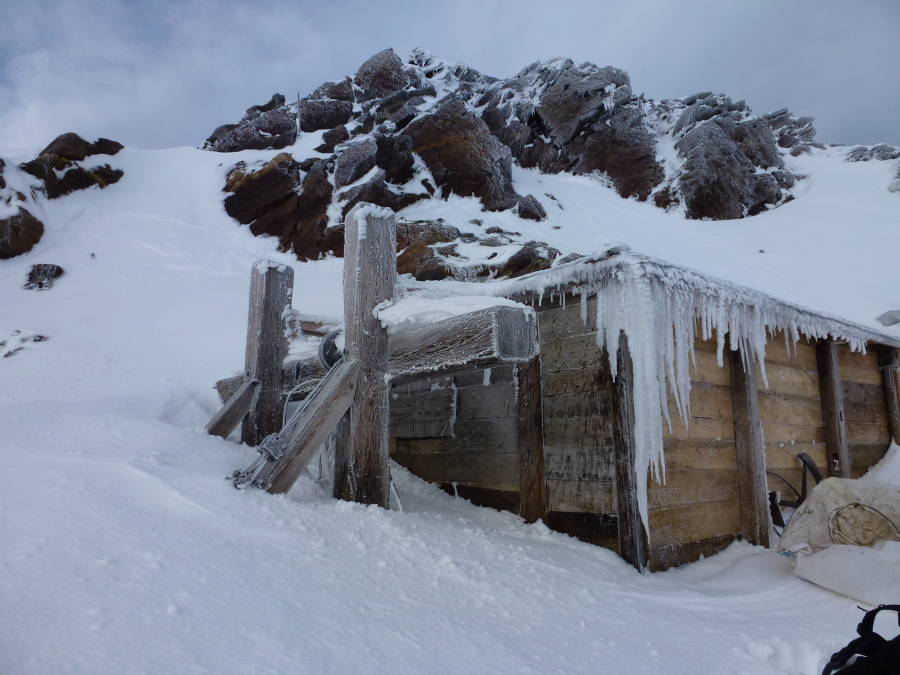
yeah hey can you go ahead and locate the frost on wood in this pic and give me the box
[388,305,538,376]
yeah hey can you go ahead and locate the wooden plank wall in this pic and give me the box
[756,334,828,499]
[390,365,522,512]
[536,298,619,550]
[838,344,892,477]
[652,336,740,570]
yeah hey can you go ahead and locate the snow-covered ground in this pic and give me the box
[2,142,898,674]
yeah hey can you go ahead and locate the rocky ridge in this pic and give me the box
[203,48,836,280]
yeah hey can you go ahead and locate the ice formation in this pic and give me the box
[579,255,874,528]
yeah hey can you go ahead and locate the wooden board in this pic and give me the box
[389,305,538,377]
[389,386,455,438]
[648,499,741,549]
[206,379,258,439]
[392,451,519,486]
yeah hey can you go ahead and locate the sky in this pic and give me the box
[1,0,898,151]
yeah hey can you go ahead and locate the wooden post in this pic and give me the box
[816,340,852,477]
[207,379,258,439]
[241,261,294,446]
[343,204,396,507]
[516,356,547,523]
[728,349,770,547]
[876,346,900,445]
[610,331,649,572]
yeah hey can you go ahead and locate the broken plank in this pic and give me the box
[206,379,258,439]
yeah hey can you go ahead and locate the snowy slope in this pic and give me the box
[1,141,897,674]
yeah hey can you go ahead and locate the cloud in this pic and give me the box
[1,0,897,151]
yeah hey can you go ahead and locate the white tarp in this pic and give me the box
[779,475,900,604]
[779,477,900,555]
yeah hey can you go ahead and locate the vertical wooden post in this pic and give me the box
[728,349,770,547]
[816,340,852,477]
[516,356,547,523]
[343,204,396,507]
[611,331,649,572]
[876,346,900,445]
[242,261,294,446]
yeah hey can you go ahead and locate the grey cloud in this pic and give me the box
[1,0,897,151]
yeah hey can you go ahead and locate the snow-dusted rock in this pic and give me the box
[315,125,349,153]
[333,137,377,189]
[205,94,296,152]
[405,98,545,219]
[846,143,900,162]
[298,98,353,132]
[0,207,44,259]
[353,48,414,102]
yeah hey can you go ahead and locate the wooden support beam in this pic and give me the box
[876,345,900,445]
[816,340,852,477]
[389,305,538,379]
[610,331,649,572]
[265,358,360,494]
[206,379,258,439]
[342,204,396,507]
[516,356,547,523]
[242,261,294,446]
[216,374,245,405]
[728,349,770,547]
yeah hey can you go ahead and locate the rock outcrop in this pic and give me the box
[205,94,296,152]
[20,132,124,199]
[200,47,831,277]
[0,208,44,259]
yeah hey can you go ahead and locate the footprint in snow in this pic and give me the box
[0,330,49,359]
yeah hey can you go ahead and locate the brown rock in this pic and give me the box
[405,98,543,215]
[315,126,350,153]
[0,208,44,259]
[299,99,353,132]
[224,153,299,224]
[354,48,411,101]
[395,219,460,250]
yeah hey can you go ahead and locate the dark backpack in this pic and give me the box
[822,604,900,674]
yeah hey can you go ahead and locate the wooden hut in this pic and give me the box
[386,249,900,571]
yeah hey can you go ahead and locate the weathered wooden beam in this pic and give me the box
[516,356,547,523]
[816,340,852,477]
[389,305,538,379]
[728,348,770,547]
[265,358,360,494]
[876,345,900,445]
[206,379,258,439]
[610,331,649,572]
[216,374,245,404]
[343,205,396,507]
[242,261,294,446]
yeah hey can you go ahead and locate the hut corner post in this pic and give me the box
[339,204,396,507]
[611,331,650,572]
[876,346,900,445]
[816,340,852,477]
[728,348,771,547]
[242,262,294,446]
[516,355,547,523]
